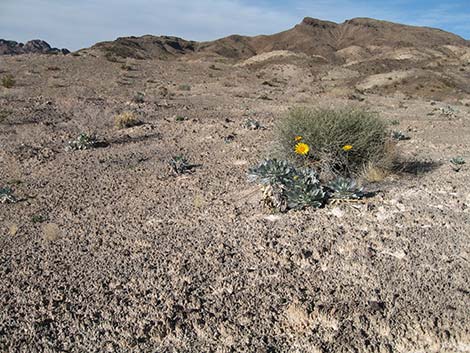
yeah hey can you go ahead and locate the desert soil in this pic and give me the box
[0,52,469,352]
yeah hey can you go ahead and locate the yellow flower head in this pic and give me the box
[295,142,310,156]
[294,136,303,142]
[342,145,353,152]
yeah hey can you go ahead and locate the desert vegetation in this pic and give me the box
[0,16,469,353]
[1,74,15,88]
[114,111,141,129]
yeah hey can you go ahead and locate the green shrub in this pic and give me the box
[1,75,15,88]
[169,156,196,175]
[178,84,191,91]
[0,187,17,204]
[248,159,326,212]
[276,107,390,177]
[248,159,367,212]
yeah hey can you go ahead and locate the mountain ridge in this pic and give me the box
[88,17,469,62]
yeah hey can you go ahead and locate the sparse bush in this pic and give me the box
[31,214,48,224]
[391,130,410,141]
[0,110,11,123]
[178,84,191,91]
[276,107,391,177]
[66,133,99,151]
[132,92,145,103]
[0,187,17,204]
[121,63,134,71]
[114,111,140,129]
[2,74,15,88]
[175,115,188,122]
[242,118,262,130]
[169,155,196,175]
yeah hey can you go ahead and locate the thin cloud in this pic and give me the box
[0,0,468,51]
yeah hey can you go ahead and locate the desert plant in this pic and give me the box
[450,157,465,172]
[0,110,11,123]
[132,92,145,103]
[114,111,140,129]
[328,177,364,200]
[178,84,191,91]
[66,133,99,151]
[1,74,15,88]
[391,130,410,141]
[0,187,17,204]
[248,159,296,187]
[31,214,48,224]
[242,118,262,130]
[175,115,188,122]
[121,63,134,71]
[170,155,196,175]
[284,168,325,210]
[248,159,326,212]
[276,107,390,177]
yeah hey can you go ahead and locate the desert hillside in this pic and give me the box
[0,17,469,353]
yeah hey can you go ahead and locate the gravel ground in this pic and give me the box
[0,54,469,352]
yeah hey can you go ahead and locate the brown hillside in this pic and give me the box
[89,17,469,63]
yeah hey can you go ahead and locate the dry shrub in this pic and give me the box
[1,74,15,88]
[114,111,140,129]
[276,107,393,178]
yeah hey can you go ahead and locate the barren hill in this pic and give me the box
[90,17,469,63]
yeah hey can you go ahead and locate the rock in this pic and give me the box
[0,38,69,55]
[329,207,344,218]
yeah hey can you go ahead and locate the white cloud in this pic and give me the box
[0,0,298,50]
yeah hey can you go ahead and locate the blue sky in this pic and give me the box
[0,0,468,50]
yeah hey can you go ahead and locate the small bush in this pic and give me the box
[169,155,196,175]
[276,107,391,177]
[0,110,12,123]
[132,92,145,103]
[2,75,15,88]
[66,133,99,151]
[178,84,191,91]
[242,118,263,130]
[391,130,410,141]
[0,187,17,204]
[114,111,140,129]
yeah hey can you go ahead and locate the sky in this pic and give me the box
[0,0,469,50]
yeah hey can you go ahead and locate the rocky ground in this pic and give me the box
[0,51,469,352]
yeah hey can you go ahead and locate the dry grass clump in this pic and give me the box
[114,111,140,129]
[1,74,16,88]
[276,107,392,178]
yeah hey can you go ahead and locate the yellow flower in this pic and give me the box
[342,145,353,151]
[295,142,310,156]
[294,136,303,141]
